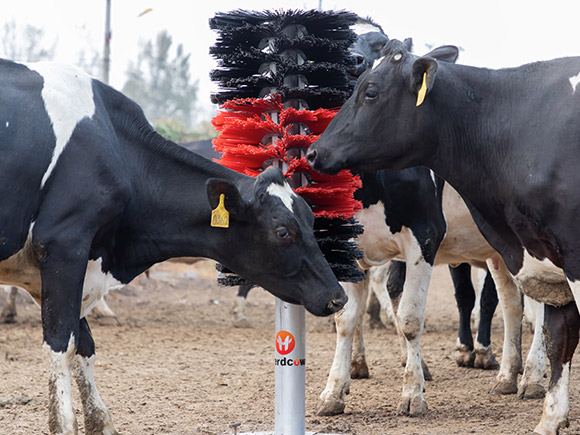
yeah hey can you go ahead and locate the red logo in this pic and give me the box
[275,330,295,355]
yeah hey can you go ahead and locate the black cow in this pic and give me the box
[308,39,578,434]
[0,59,347,434]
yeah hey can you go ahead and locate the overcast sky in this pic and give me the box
[4,1,580,121]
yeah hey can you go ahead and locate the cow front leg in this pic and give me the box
[73,318,118,435]
[533,302,579,435]
[473,270,499,370]
[486,257,523,395]
[396,256,432,416]
[317,280,368,416]
[519,299,546,399]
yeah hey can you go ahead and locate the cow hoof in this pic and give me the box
[490,380,517,395]
[316,397,345,416]
[397,395,428,416]
[369,317,387,330]
[233,318,251,328]
[473,348,499,370]
[517,383,545,399]
[0,313,16,324]
[455,348,475,368]
[350,360,369,379]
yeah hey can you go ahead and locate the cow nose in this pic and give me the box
[327,292,348,313]
[306,148,317,165]
[353,53,365,66]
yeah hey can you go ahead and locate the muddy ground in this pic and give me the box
[1,260,579,434]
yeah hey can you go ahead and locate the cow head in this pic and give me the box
[350,19,390,79]
[206,166,347,316]
[307,40,459,174]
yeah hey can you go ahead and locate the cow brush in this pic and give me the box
[209,9,365,286]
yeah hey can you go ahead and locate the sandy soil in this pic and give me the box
[1,260,579,435]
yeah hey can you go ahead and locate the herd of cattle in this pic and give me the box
[0,16,578,435]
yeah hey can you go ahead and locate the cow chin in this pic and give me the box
[271,285,347,317]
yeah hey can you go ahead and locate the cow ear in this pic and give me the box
[424,45,459,64]
[206,179,246,218]
[410,57,438,107]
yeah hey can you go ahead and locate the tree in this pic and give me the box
[1,21,56,62]
[122,30,199,130]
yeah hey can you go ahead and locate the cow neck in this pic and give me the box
[114,127,248,273]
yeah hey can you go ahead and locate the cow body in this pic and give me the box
[318,168,546,416]
[0,59,346,434]
[308,40,577,434]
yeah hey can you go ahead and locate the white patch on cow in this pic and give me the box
[372,56,385,70]
[534,362,570,434]
[81,258,124,318]
[429,170,437,189]
[351,22,382,35]
[44,334,77,433]
[24,62,95,188]
[5,121,9,128]
[266,182,295,213]
[569,72,580,93]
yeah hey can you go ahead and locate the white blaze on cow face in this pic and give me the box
[24,62,95,188]
[266,182,296,213]
[372,56,385,70]
[569,72,580,94]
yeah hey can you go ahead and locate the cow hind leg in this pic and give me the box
[73,318,118,435]
[0,286,19,323]
[486,257,523,395]
[449,264,476,367]
[533,302,579,435]
[473,271,499,370]
[388,261,432,382]
[518,300,547,399]
[395,256,433,416]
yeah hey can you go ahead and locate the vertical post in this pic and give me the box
[103,0,111,84]
[275,300,306,435]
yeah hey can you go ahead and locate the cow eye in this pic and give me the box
[365,88,379,101]
[275,226,291,239]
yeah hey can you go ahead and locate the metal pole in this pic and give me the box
[103,0,111,84]
[274,300,306,435]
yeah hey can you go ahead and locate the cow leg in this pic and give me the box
[395,252,433,416]
[533,302,579,435]
[387,260,432,382]
[486,257,523,395]
[519,299,547,399]
[73,318,118,435]
[232,284,253,328]
[40,247,91,435]
[0,286,19,323]
[317,279,368,416]
[449,263,476,367]
[351,308,369,379]
[474,270,500,369]
[367,264,389,329]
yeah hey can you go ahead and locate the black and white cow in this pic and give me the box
[317,166,547,416]
[0,59,347,434]
[308,39,579,434]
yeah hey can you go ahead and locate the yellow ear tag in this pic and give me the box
[416,72,428,107]
[211,193,229,228]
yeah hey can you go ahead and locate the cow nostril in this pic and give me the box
[306,149,317,164]
[353,53,365,66]
[328,294,348,312]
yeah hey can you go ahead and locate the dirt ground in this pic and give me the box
[1,260,579,435]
